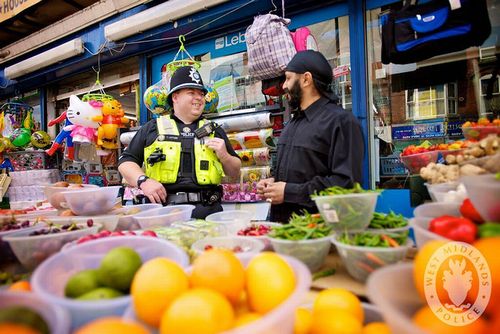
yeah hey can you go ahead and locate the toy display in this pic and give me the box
[46,110,74,159]
[92,99,130,149]
[203,86,219,113]
[30,131,51,149]
[144,82,170,114]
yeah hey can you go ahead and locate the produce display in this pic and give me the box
[368,211,408,230]
[268,212,332,240]
[338,232,408,248]
[0,219,31,232]
[462,117,500,140]
[0,306,50,334]
[237,224,272,236]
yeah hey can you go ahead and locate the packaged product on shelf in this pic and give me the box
[215,112,273,132]
[237,147,270,167]
[227,128,275,150]
[222,182,263,202]
[222,166,271,184]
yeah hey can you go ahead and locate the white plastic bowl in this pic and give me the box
[0,291,70,334]
[40,214,120,232]
[409,217,449,249]
[331,235,410,283]
[461,174,500,222]
[123,254,312,334]
[43,184,99,210]
[112,204,163,231]
[31,236,190,331]
[205,210,253,235]
[269,235,332,272]
[367,263,427,334]
[413,202,460,218]
[313,193,379,232]
[191,236,265,257]
[133,205,194,229]
[61,186,121,216]
[3,223,101,270]
[424,182,459,202]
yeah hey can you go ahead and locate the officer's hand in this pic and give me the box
[256,178,275,195]
[140,178,167,204]
[204,138,228,159]
[263,181,285,204]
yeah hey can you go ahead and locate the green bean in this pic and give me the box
[269,211,333,240]
[338,232,408,248]
[368,211,408,229]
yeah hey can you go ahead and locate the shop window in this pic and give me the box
[405,84,457,121]
[480,74,500,117]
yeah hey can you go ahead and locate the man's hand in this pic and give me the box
[263,181,286,204]
[257,178,275,195]
[204,138,229,159]
[140,178,167,204]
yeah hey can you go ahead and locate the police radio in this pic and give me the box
[194,121,219,139]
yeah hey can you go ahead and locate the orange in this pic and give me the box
[413,240,447,302]
[234,312,261,327]
[8,280,31,292]
[131,258,189,328]
[74,317,149,334]
[313,288,364,323]
[246,252,296,314]
[294,307,312,334]
[0,323,40,334]
[160,288,235,334]
[412,306,487,334]
[310,309,363,334]
[234,291,251,316]
[473,237,500,316]
[190,249,245,304]
[362,322,392,334]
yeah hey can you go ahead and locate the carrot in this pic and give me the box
[356,261,375,273]
[381,234,399,247]
[366,252,386,266]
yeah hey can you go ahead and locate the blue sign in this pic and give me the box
[446,121,463,137]
[212,30,247,58]
[392,121,444,140]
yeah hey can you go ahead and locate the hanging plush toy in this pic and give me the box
[23,110,35,131]
[46,111,74,160]
[92,99,129,149]
[2,114,14,138]
[66,95,101,161]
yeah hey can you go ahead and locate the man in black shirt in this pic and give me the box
[118,66,241,218]
[257,51,364,223]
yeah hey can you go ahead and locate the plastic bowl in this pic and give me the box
[191,236,265,257]
[61,186,121,216]
[205,210,254,235]
[462,126,500,140]
[413,202,460,218]
[269,235,332,272]
[302,302,384,324]
[400,150,439,174]
[43,184,99,210]
[40,214,120,232]
[461,174,500,222]
[31,236,190,331]
[112,204,163,231]
[232,222,282,250]
[409,217,449,249]
[367,263,427,334]
[313,193,379,232]
[0,221,47,265]
[3,223,101,270]
[0,291,70,334]
[123,254,312,334]
[424,182,460,202]
[133,205,194,229]
[331,235,410,283]
[0,210,59,224]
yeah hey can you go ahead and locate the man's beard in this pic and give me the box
[284,80,303,117]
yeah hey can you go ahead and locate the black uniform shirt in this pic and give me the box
[271,96,364,222]
[118,114,238,192]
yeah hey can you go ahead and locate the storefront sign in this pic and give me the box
[333,64,350,78]
[213,30,247,58]
[392,121,444,140]
[446,120,463,137]
[0,0,41,24]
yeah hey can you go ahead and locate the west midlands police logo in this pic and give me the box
[189,67,201,84]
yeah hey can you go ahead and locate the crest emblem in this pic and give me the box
[189,67,201,84]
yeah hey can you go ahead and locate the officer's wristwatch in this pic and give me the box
[137,175,149,189]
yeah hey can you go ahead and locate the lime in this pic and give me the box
[64,269,100,298]
[76,287,124,300]
[97,247,142,292]
[0,306,49,334]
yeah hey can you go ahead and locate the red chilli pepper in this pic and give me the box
[429,215,477,244]
[459,198,484,223]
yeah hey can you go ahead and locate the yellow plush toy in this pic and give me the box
[92,99,129,148]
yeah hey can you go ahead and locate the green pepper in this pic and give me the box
[479,223,500,238]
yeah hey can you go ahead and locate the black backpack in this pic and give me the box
[381,0,491,64]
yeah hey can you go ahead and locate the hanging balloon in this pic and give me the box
[10,128,31,147]
[144,82,171,114]
[31,131,51,148]
[204,86,219,113]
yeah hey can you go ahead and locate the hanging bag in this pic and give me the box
[246,14,297,80]
[381,0,491,64]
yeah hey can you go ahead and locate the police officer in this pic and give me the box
[257,50,364,223]
[118,66,241,219]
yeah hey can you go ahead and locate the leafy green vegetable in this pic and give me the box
[338,232,408,248]
[268,211,332,240]
[311,183,379,197]
[369,211,408,229]
[312,268,336,281]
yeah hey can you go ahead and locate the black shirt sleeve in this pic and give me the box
[118,120,157,167]
[283,112,364,204]
[214,127,240,159]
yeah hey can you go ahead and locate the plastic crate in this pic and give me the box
[380,155,408,176]
[6,150,60,171]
